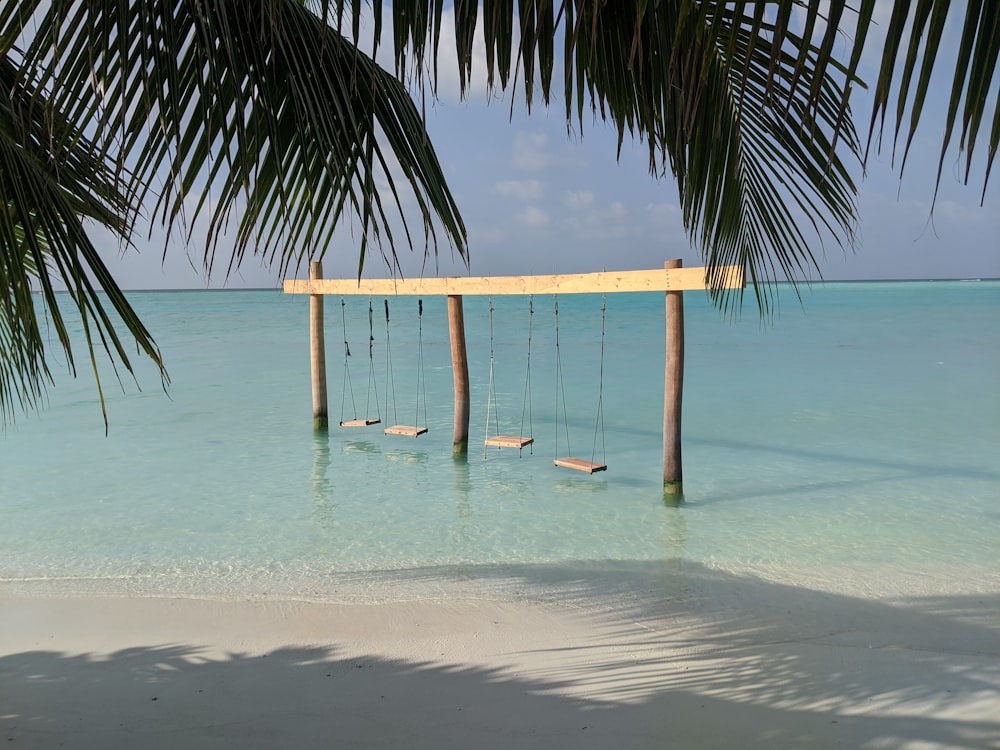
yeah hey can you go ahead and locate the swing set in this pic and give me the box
[288,261,745,492]
[483,295,534,454]
[382,298,429,438]
[335,291,610,472]
[337,296,429,437]
[338,298,381,428]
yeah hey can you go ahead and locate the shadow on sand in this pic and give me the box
[3,561,998,749]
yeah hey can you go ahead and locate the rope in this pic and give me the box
[591,295,607,465]
[365,297,381,422]
[553,295,572,459]
[483,296,497,458]
[416,299,427,428]
[384,299,397,425]
[519,295,533,454]
[340,298,358,422]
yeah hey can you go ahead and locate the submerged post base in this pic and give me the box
[453,439,468,456]
[314,415,329,432]
[663,480,683,502]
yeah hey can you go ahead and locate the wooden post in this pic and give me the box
[663,259,684,498]
[310,261,329,431]
[448,294,470,455]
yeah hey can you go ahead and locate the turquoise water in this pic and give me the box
[2,281,998,599]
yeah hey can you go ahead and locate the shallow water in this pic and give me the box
[2,281,998,601]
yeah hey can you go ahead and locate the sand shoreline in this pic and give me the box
[3,564,999,749]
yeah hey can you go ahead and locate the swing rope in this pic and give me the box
[415,299,428,428]
[520,295,534,450]
[591,295,607,466]
[384,298,397,425]
[483,296,498,458]
[553,294,608,473]
[553,295,572,459]
[340,298,357,422]
[366,298,382,423]
[382,298,429,437]
[339,298,381,426]
[484,296,535,457]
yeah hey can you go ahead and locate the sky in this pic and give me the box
[96,4,1000,290]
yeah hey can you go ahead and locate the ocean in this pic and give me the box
[2,281,998,602]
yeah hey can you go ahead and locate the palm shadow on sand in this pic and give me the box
[3,561,998,749]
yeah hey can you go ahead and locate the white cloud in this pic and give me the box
[496,179,544,200]
[515,206,550,227]
[564,190,595,209]
[646,202,680,219]
[512,131,553,171]
[469,225,507,245]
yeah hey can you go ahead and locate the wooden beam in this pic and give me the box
[284,265,744,297]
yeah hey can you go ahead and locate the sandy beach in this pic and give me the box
[3,563,998,749]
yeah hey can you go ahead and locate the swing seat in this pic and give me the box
[554,457,607,474]
[340,418,381,427]
[384,424,428,437]
[485,435,534,449]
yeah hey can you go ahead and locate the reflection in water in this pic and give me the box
[661,506,688,559]
[311,433,336,529]
[451,456,473,558]
[453,455,471,511]
[553,476,609,493]
[342,440,381,455]
[384,450,428,464]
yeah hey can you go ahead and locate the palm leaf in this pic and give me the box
[0,51,167,429]
[366,0,998,297]
[18,0,467,279]
[3,0,467,425]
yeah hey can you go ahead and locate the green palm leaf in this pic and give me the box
[2,0,466,425]
[364,0,998,298]
[0,51,166,429]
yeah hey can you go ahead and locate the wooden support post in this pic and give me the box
[664,259,684,499]
[309,261,329,431]
[448,294,470,455]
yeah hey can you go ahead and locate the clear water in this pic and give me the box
[2,281,998,601]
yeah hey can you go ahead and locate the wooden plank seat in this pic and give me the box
[554,457,607,474]
[484,435,534,449]
[384,425,428,437]
[340,418,381,427]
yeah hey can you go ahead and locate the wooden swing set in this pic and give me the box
[285,260,744,496]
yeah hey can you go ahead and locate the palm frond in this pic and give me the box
[21,0,467,281]
[365,0,998,298]
[3,0,466,426]
[0,51,166,429]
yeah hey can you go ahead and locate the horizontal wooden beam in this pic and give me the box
[283,265,744,296]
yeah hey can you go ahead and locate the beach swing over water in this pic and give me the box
[339,298,381,428]
[552,295,607,474]
[382,298,429,438]
[483,295,534,455]
[289,260,745,497]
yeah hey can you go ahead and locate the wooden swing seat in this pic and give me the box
[485,435,534,449]
[340,418,381,427]
[554,457,607,474]
[384,425,428,437]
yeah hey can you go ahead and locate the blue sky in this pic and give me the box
[98,5,1000,290]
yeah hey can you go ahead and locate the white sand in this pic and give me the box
[2,566,999,749]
